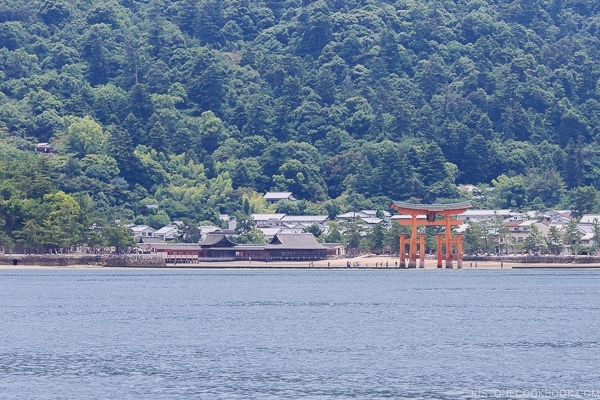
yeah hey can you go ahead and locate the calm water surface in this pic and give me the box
[0,268,599,399]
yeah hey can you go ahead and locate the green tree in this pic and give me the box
[322,150,371,199]
[184,47,226,114]
[103,222,137,253]
[107,124,139,180]
[490,174,527,209]
[367,222,386,253]
[344,96,375,137]
[193,0,224,46]
[148,119,169,153]
[72,192,101,247]
[525,167,566,208]
[564,139,585,188]
[196,110,229,154]
[17,219,45,253]
[461,133,496,184]
[343,218,364,254]
[304,223,324,239]
[178,222,201,243]
[272,159,327,201]
[91,84,129,125]
[491,213,510,254]
[129,84,154,122]
[324,222,343,243]
[0,221,14,251]
[464,221,484,255]
[522,224,545,255]
[545,225,563,255]
[562,219,583,255]
[59,116,109,158]
[82,23,118,85]
[324,202,341,220]
[234,213,265,244]
[385,221,409,255]
[144,209,171,230]
[41,191,83,251]
[592,220,600,255]
[569,186,598,219]
[38,0,73,25]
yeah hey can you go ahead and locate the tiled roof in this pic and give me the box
[154,225,178,234]
[251,213,286,220]
[281,215,328,222]
[460,209,512,216]
[131,225,154,232]
[362,217,382,224]
[268,233,327,249]
[580,215,600,224]
[145,243,204,250]
[199,234,236,247]
[391,201,472,212]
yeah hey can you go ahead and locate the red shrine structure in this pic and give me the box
[390,201,472,269]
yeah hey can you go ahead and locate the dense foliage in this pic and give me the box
[2,0,600,250]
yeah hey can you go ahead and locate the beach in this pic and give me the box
[2,255,600,269]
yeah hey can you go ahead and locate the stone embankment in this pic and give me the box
[465,255,600,264]
[0,254,166,267]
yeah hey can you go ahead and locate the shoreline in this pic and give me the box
[2,255,600,270]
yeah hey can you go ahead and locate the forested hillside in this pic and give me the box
[1,0,600,249]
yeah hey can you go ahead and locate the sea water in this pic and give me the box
[0,268,599,399]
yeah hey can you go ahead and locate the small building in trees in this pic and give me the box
[264,192,296,205]
[579,214,600,225]
[251,213,286,228]
[337,210,390,226]
[154,224,179,241]
[281,215,329,233]
[35,143,58,155]
[456,209,514,222]
[131,225,155,239]
[198,225,219,240]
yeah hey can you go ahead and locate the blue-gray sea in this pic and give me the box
[1,268,599,400]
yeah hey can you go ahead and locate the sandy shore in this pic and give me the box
[2,255,600,270]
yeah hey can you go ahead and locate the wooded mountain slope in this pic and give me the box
[1,0,600,246]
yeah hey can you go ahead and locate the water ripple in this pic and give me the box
[0,269,598,399]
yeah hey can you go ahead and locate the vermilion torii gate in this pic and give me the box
[390,201,472,269]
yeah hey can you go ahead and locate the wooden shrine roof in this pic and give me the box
[390,201,472,215]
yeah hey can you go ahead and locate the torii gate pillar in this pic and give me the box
[444,215,453,269]
[456,233,464,269]
[436,233,444,269]
[399,234,406,268]
[419,234,426,268]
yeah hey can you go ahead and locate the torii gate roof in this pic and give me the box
[390,201,472,216]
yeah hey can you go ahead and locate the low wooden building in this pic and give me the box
[145,233,329,263]
[265,233,328,261]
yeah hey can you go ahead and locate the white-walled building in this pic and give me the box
[457,209,514,222]
[131,225,155,239]
[251,213,286,228]
[154,225,179,241]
